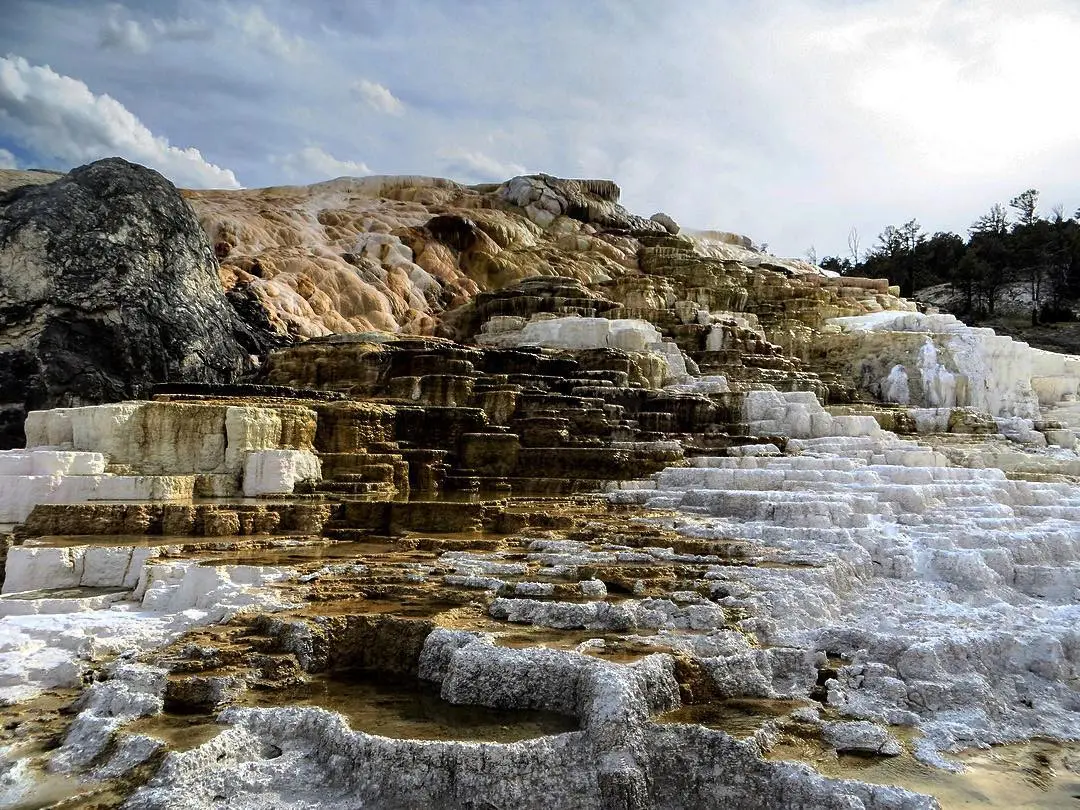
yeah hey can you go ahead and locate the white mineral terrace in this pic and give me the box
[0,401,323,524]
[830,310,1080,419]
[476,315,693,385]
[610,429,1080,766]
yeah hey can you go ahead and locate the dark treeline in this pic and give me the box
[820,190,1080,324]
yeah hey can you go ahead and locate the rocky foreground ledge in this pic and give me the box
[1,162,1079,808]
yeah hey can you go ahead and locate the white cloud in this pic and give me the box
[278,146,370,181]
[0,148,17,169]
[548,0,1080,256]
[438,148,527,183]
[98,5,150,53]
[98,4,212,53]
[151,16,213,42]
[353,79,405,116]
[0,55,240,188]
[229,6,306,61]
[723,0,1080,253]
[841,7,1080,174]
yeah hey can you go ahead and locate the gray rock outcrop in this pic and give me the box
[0,158,281,447]
[499,174,669,233]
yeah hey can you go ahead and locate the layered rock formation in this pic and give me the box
[4,162,1080,809]
[0,159,883,451]
[0,159,916,446]
[184,169,891,354]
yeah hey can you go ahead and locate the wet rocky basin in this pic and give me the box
[658,696,808,738]
[129,670,578,751]
[251,672,577,742]
[772,736,1080,809]
[655,694,1080,808]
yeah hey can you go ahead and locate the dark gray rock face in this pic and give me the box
[0,158,281,448]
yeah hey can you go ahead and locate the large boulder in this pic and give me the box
[0,158,280,448]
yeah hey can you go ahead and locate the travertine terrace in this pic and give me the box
[2,169,1080,809]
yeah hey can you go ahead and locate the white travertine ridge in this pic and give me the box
[2,545,156,597]
[477,315,692,385]
[0,401,323,522]
[0,448,192,523]
[24,401,313,476]
[242,450,321,497]
[828,311,1080,420]
[744,390,884,440]
[610,400,1080,766]
[478,315,661,351]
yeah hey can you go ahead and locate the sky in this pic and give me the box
[1,0,1078,259]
